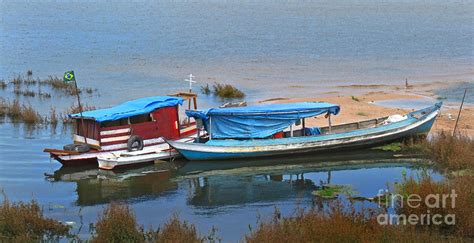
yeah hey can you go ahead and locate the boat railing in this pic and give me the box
[319,116,389,135]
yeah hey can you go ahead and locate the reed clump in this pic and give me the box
[245,201,450,242]
[85,87,94,94]
[24,78,37,86]
[21,104,42,124]
[92,203,206,243]
[91,203,143,243]
[212,83,245,98]
[42,76,78,95]
[49,107,58,125]
[62,103,96,123]
[427,132,474,171]
[0,97,97,125]
[395,172,474,237]
[39,92,52,98]
[8,99,22,120]
[0,99,6,117]
[1,99,42,124]
[12,75,22,86]
[146,214,206,243]
[22,90,36,97]
[4,72,97,97]
[0,196,70,241]
[201,84,211,95]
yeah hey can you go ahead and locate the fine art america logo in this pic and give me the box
[376,189,457,226]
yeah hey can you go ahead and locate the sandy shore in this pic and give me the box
[260,82,473,137]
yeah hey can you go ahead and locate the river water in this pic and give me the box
[0,122,443,241]
[0,0,469,241]
[1,0,473,107]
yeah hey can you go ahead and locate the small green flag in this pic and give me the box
[63,71,76,83]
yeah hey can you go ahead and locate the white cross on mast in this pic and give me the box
[185,73,196,93]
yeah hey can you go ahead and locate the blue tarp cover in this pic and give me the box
[186,102,340,139]
[70,96,184,122]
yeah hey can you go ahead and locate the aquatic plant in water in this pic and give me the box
[212,82,245,98]
[311,184,354,199]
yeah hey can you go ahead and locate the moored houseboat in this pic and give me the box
[44,93,198,166]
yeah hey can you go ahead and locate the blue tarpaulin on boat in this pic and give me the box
[70,96,184,122]
[186,102,340,139]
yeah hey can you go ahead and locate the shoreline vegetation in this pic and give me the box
[1,133,472,242]
[0,71,97,126]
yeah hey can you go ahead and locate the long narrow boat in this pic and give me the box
[44,93,198,166]
[167,102,442,161]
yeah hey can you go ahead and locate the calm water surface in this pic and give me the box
[1,0,473,107]
[0,122,443,241]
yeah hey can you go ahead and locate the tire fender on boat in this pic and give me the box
[127,135,144,151]
[63,144,90,153]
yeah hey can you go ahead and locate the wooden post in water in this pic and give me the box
[453,88,467,136]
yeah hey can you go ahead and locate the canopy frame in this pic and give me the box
[188,102,340,140]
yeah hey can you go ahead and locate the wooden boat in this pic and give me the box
[44,93,199,166]
[97,136,195,170]
[167,102,442,161]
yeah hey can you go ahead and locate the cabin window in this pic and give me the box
[129,113,152,124]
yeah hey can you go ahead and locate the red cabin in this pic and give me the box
[44,94,198,166]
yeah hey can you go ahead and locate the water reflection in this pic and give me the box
[49,150,433,207]
[50,163,181,206]
[186,174,316,207]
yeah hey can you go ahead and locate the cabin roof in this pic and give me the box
[69,96,184,122]
[187,102,340,117]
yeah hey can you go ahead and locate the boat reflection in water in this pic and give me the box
[183,174,317,207]
[50,162,182,206]
[49,150,429,207]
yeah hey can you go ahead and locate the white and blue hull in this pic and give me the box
[168,103,441,161]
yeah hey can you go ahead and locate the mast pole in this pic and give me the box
[453,88,467,136]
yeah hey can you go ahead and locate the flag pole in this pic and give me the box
[72,75,88,146]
